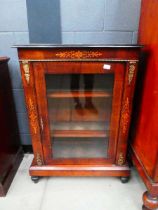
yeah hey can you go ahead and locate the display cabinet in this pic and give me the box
[15,45,140,183]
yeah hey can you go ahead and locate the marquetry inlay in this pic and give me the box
[55,51,102,59]
[28,98,38,135]
[121,98,130,134]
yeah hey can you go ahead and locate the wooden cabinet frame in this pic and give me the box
[16,45,140,181]
[130,0,158,209]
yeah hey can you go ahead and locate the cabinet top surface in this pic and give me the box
[0,57,10,63]
[13,44,142,49]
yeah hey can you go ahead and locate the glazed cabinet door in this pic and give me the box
[33,62,125,165]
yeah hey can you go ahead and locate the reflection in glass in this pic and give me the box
[70,75,97,115]
[46,74,114,159]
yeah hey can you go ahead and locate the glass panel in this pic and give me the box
[53,137,108,158]
[45,74,114,159]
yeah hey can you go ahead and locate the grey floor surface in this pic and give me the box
[0,154,146,210]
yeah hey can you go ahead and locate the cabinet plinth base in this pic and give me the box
[29,159,130,177]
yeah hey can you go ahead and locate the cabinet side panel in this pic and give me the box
[0,59,23,196]
[132,0,158,181]
[20,61,44,166]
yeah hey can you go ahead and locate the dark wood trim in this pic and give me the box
[0,57,10,63]
[14,44,142,48]
[0,57,23,196]
[22,145,33,153]
[0,148,23,197]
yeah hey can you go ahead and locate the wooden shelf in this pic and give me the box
[51,122,109,130]
[47,91,111,98]
[52,138,108,158]
[50,122,109,138]
[51,130,108,138]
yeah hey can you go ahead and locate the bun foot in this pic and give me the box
[143,191,158,210]
[120,176,130,183]
[31,176,40,183]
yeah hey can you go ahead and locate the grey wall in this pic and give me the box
[0,0,30,144]
[60,0,140,44]
[0,0,141,145]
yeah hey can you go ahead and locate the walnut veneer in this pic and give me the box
[15,45,140,183]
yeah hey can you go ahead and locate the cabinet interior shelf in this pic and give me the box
[47,91,112,98]
[50,122,109,138]
[51,130,108,138]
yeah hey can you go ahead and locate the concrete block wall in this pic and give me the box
[0,0,141,145]
[60,0,141,44]
[0,0,31,144]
